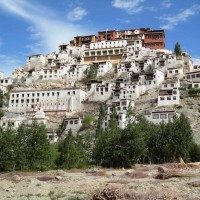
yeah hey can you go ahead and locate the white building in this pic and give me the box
[192,65,200,72]
[167,67,184,79]
[157,88,180,107]
[87,80,113,102]
[8,88,87,115]
[188,82,200,88]
[160,79,180,90]
[64,115,83,133]
[112,78,144,101]
[0,78,13,87]
[0,115,27,129]
[185,71,200,82]
[130,69,165,90]
[41,66,61,80]
[103,99,135,129]
[27,54,47,69]
[88,40,127,50]
[92,61,112,77]
[145,110,178,124]
[65,64,88,81]
[0,84,7,94]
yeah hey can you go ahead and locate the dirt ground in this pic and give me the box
[0,163,200,200]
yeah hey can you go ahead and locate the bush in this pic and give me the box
[188,88,200,97]
[189,142,200,162]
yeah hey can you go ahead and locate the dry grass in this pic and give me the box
[87,170,109,177]
[67,168,85,173]
[107,179,132,184]
[155,169,196,180]
[37,176,55,181]
[124,170,148,179]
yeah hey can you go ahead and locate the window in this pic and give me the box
[194,84,199,88]
[68,92,70,95]
[160,114,167,119]
[75,120,78,124]
[173,96,176,100]
[169,70,172,74]
[187,75,190,79]
[192,75,195,78]
[164,85,167,88]
[153,114,159,119]
[160,97,165,100]
[70,120,73,124]
[168,114,174,118]
[171,84,174,87]
[167,97,171,100]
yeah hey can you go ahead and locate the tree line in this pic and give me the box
[0,104,200,172]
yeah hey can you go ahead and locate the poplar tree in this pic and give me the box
[174,42,182,56]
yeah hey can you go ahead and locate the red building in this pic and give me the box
[144,30,165,49]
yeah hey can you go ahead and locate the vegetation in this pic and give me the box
[174,42,182,56]
[57,129,90,169]
[0,90,3,107]
[188,88,200,97]
[0,109,199,171]
[0,110,4,119]
[83,65,98,81]
[0,122,56,171]
[6,84,14,92]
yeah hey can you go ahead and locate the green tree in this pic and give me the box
[0,110,4,119]
[15,122,54,170]
[57,129,88,169]
[56,117,67,138]
[0,90,4,107]
[0,126,16,171]
[6,84,14,92]
[95,104,105,139]
[174,42,182,56]
[83,114,94,127]
[189,142,200,162]
[84,65,97,80]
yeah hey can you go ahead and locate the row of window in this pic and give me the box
[85,49,123,57]
[186,73,200,79]
[160,96,177,101]
[11,91,76,98]
[168,70,180,74]
[152,113,175,119]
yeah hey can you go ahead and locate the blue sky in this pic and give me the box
[0,0,200,76]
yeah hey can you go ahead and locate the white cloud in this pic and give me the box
[0,0,90,54]
[0,54,23,76]
[160,5,200,30]
[192,57,200,65]
[112,0,145,14]
[162,0,172,8]
[67,7,87,21]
